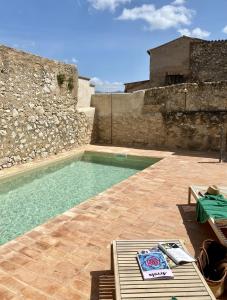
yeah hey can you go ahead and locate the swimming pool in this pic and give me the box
[0,151,160,245]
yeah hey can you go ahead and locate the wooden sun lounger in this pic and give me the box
[112,240,215,300]
[188,185,227,246]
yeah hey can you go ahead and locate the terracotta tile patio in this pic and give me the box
[0,145,226,299]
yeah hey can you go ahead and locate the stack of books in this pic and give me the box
[137,242,195,280]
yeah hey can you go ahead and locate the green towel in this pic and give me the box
[196,194,227,223]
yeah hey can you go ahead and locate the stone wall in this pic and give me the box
[144,81,227,111]
[164,111,227,151]
[91,81,227,151]
[0,46,93,169]
[190,41,227,82]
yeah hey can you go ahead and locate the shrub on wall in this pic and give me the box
[68,77,74,91]
[57,74,65,86]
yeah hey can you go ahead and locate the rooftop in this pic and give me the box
[147,35,206,55]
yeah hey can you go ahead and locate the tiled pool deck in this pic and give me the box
[0,145,226,299]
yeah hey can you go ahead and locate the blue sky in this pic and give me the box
[0,0,227,92]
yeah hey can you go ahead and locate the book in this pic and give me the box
[163,252,177,269]
[142,248,177,268]
[158,242,195,265]
[137,248,174,280]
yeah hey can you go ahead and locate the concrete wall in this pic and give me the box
[149,37,193,86]
[77,76,95,107]
[0,46,93,169]
[91,91,153,145]
[190,41,227,82]
[91,81,227,151]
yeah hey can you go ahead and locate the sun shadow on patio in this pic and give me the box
[90,270,116,300]
[177,203,217,256]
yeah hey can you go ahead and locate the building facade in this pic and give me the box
[124,36,227,92]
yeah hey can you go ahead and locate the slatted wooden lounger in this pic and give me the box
[112,240,215,300]
[188,185,227,246]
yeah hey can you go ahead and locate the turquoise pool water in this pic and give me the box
[0,152,160,245]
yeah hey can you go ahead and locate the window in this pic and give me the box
[165,74,185,85]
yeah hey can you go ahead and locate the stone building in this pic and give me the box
[124,35,227,92]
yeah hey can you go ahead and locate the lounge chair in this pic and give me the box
[112,240,215,300]
[188,185,227,246]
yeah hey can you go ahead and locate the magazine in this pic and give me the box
[163,252,177,269]
[147,248,177,268]
[158,242,195,265]
[137,248,174,280]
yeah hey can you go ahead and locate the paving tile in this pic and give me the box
[54,285,87,300]
[46,260,80,283]
[70,279,91,296]
[0,285,16,299]
[14,237,34,247]
[25,230,43,240]
[19,286,51,300]
[13,268,38,285]
[2,252,32,267]
[0,260,20,273]
[0,275,27,294]
[18,247,41,261]
[23,275,61,296]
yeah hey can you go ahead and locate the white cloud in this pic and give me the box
[71,57,78,64]
[88,0,131,11]
[117,4,195,31]
[178,27,210,39]
[172,0,186,5]
[222,25,227,34]
[90,77,124,92]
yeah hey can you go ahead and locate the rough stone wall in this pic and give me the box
[91,81,227,151]
[144,81,227,111]
[165,111,226,151]
[0,46,93,169]
[190,41,227,82]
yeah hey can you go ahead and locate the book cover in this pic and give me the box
[158,242,195,265]
[137,249,174,280]
[144,247,177,268]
